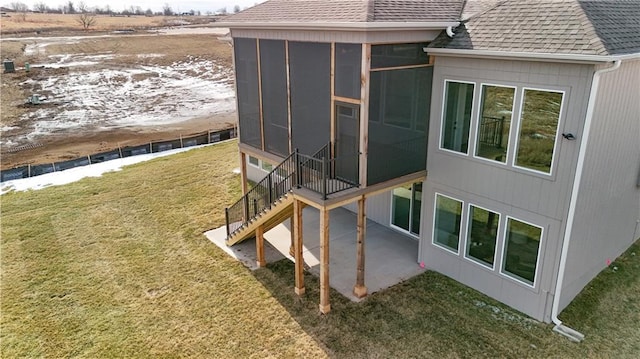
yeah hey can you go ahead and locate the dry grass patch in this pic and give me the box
[0,13,191,34]
[1,141,638,358]
[1,141,327,358]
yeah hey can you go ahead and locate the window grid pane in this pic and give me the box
[433,194,463,251]
[441,81,474,153]
[475,85,514,163]
[261,161,273,172]
[515,89,563,173]
[466,205,499,267]
[503,218,542,285]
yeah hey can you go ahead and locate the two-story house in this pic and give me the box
[216,0,640,342]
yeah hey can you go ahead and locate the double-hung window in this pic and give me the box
[440,81,474,154]
[474,85,516,163]
[514,89,564,174]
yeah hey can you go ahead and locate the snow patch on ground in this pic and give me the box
[0,143,218,195]
[6,52,235,146]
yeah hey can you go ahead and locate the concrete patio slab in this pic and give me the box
[205,206,426,302]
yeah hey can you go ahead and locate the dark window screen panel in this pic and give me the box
[289,41,331,155]
[234,38,261,149]
[335,43,362,99]
[367,67,431,185]
[260,39,289,156]
[371,43,429,69]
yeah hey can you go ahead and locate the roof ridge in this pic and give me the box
[366,0,375,22]
[461,0,509,22]
[573,0,609,55]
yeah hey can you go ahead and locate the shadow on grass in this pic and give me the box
[251,260,563,358]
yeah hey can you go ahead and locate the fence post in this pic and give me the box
[149,142,153,154]
[27,164,31,177]
[322,156,327,200]
[87,155,91,165]
[180,134,184,148]
[118,143,123,158]
[225,208,230,237]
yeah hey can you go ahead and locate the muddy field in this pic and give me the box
[0,28,235,169]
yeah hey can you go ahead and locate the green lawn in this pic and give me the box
[2,140,639,357]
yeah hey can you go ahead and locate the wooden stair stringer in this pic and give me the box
[225,194,295,246]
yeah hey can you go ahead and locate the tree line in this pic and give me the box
[4,1,245,17]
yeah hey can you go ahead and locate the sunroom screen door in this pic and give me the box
[335,103,360,184]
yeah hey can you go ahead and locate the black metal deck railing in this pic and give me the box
[478,116,505,148]
[225,142,360,238]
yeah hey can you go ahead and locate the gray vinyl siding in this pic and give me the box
[343,191,392,227]
[246,161,267,183]
[421,57,594,322]
[230,29,442,44]
[559,59,640,311]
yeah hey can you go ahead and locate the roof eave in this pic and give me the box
[425,47,640,64]
[214,21,460,32]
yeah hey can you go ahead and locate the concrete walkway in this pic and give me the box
[205,206,425,302]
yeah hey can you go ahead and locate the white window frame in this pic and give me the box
[472,83,518,166]
[499,216,544,288]
[261,160,273,172]
[431,192,465,255]
[463,203,501,270]
[389,183,422,239]
[248,155,260,168]
[511,87,565,177]
[438,79,477,157]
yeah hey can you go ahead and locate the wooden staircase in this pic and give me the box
[225,193,294,246]
[224,142,359,247]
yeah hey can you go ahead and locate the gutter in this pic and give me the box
[425,47,640,64]
[213,21,459,32]
[551,59,622,342]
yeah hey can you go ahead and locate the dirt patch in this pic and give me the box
[1,31,235,170]
[1,113,237,168]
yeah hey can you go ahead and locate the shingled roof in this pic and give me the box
[223,0,464,23]
[429,0,640,56]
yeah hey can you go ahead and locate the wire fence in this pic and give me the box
[1,127,237,183]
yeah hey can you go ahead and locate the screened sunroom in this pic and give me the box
[234,39,433,189]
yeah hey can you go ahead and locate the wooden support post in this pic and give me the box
[359,43,371,187]
[293,199,305,295]
[319,207,331,314]
[240,152,248,195]
[289,216,295,256]
[256,225,266,268]
[353,196,368,298]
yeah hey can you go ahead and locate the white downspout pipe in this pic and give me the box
[446,25,455,38]
[551,59,622,342]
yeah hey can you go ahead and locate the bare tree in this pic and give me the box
[233,5,241,13]
[66,1,75,14]
[33,1,49,13]
[217,7,227,15]
[76,1,88,13]
[77,13,96,29]
[162,3,173,16]
[9,2,29,21]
